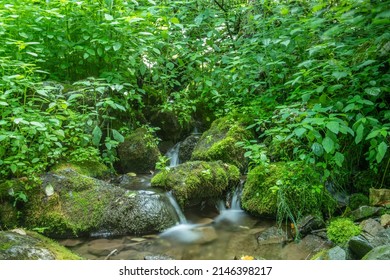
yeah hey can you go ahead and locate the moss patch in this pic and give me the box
[191,117,253,172]
[51,161,110,179]
[327,218,361,246]
[241,161,336,220]
[151,161,240,207]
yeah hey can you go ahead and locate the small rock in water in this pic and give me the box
[144,254,175,260]
[257,226,288,245]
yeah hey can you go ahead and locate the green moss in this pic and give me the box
[327,218,361,246]
[191,117,253,171]
[25,181,115,237]
[241,162,337,220]
[52,161,110,179]
[151,161,240,207]
[27,231,82,260]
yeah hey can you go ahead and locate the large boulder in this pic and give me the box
[151,161,240,208]
[241,162,336,219]
[0,229,81,260]
[191,117,253,172]
[117,128,161,174]
[25,167,179,237]
[102,190,179,235]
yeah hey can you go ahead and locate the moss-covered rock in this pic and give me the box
[0,229,82,260]
[151,161,240,208]
[241,162,336,219]
[191,117,253,172]
[25,168,115,237]
[25,167,179,237]
[117,127,161,174]
[51,161,110,179]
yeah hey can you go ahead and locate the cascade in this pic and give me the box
[166,191,187,224]
[165,142,181,167]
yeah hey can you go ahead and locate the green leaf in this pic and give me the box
[332,71,348,81]
[376,142,388,163]
[364,87,381,97]
[334,152,345,167]
[104,14,113,21]
[32,158,40,163]
[113,42,122,51]
[294,127,307,137]
[311,142,324,156]
[326,121,340,135]
[322,137,334,154]
[366,129,380,140]
[10,164,17,174]
[355,124,364,144]
[0,135,7,142]
[0,101,8,106]
[92,126,102,146]
[166,62,175,70]
[170,17,180,24]
[112,129,124,143]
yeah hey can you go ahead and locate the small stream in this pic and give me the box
[58,144,331,260]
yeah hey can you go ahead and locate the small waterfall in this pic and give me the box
[166,191,187,224]
[214,183,245,226]
[165,142,181,168]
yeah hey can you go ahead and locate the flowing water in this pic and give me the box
[59,143,332,260]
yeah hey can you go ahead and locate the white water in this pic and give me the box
[165,142,181,168]
[214,182,245,226]
[166,191,187,224]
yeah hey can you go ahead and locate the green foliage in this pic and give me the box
[327,218,361,245]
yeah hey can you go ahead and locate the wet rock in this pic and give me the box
[360,218,384,236]
[362,245,390,260]
[349,206,383,221]
[117,127,161,174]
[348,235,374,259]
[191,117,253,172]
[144,254,175,260]
[296,215,325,236]
[103,190,180,235]
[369,188,390,207]
[381,214,390,228]
[151,161,240,208]
[281,234,332,260]
[112,174,152,190]
[312,246,347,260]
[257,226,288,245]
[179,134,200,163]
[149,111,183,143]
[370,228,390,248]
[0,230,81,260]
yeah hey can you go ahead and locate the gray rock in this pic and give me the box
[0,231,79,260]
[360,218,384,236]
[348,235,374,259]
[327,246,347,260]
[349,206,383,221]
[257,226,288,245]
[297,215,325,236]
[103,190,179,235]
[370,228,390,247]
[362,245,390,260]
[179,134,200,163]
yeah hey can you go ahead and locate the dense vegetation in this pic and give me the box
[0,0,389,221]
